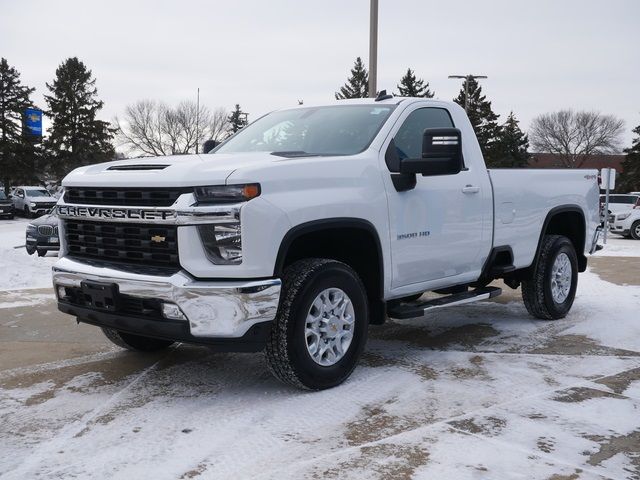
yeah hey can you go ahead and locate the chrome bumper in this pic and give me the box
[52,257,281,338]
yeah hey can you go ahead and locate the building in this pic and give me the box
[529,153,625,172]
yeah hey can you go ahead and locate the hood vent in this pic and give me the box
[108,164,169,171]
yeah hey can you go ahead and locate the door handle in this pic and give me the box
[462,185,480,194]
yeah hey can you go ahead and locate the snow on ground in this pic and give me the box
[0,218,57,290]
[594,234,640,257]
[0,228,639,479]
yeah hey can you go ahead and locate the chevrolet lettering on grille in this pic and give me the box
[57,205,177,221]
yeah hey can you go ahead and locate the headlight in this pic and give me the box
[194,184,260,204]
[26,223,37,232]
[616,212,631,221]
[198,222,242,265]
[30,202,36,207]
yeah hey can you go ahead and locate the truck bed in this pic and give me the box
[488,169,600,269]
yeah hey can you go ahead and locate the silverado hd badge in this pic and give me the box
[57,205,177,221]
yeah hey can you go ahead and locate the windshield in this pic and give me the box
[213,105,395,156]
[26,189,51,197]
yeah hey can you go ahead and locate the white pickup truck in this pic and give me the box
[53,96,602,389]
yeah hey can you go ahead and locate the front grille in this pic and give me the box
[65,220,179,267]
[61,286,163,319]
[37,225,58,236]
[64,187,191,207]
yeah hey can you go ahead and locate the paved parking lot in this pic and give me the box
[1,221,639,479]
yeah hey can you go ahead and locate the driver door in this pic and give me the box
[383,106,488,289]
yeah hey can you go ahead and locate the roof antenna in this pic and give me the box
[375,89,393,101]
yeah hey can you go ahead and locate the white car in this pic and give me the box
[600,194,640,214]
[609,208,640,239]
[10,186,58,218]
[52,97,601,389]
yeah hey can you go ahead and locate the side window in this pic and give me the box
[394,108,454,160]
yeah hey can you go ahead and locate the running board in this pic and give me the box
[387,286,502,320]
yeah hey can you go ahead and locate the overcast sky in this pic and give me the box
[2,0,639,147]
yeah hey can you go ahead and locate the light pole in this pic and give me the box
[195,87,200,154]
[448,74,487,112]
[368,0,378,98]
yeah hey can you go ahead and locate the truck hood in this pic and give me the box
[61,153,278,188]
[29,197,57,204]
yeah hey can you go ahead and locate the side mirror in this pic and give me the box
[202,140,218,154]
[399,128,463,177]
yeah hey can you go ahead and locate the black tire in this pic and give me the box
[101,328,175,352]
[24,206,30,218]
[631,221,640,240]
[26,245,36,255]
[265,258,369,390]
[522,235,578,320]
[37,249,46,257]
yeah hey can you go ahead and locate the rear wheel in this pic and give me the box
[266,259,368,390]
[101,328,175,352]
[631,221,640,240]
[522,235,578,320]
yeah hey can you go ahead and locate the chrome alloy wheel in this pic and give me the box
[305,288,355,366]
[550,252,572,303]
[635,223,640,238]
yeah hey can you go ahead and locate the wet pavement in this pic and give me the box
[1,254,639,479]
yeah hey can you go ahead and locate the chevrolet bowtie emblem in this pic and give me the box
[151,235,166,243]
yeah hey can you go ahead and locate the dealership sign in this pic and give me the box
[24,108,43,137]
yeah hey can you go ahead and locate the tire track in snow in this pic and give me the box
[3,345,180,479]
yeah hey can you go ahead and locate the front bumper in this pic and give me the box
[52,257,281,340]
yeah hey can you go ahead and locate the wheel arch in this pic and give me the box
[533,205,587,273]
[274,218,386,324]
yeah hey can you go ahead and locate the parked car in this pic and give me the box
[11,186,58,218]
[0,190,14,219]
[600,194,640,214]
[52,97,601,390]
[26,213,60,256]
[609,209,640,239]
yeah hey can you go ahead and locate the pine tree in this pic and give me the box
[0,58,38,192]
[335,57,369,99]
[396,68,434,98]
[227,104,247,134]
[44,57,114,180]
[490,112,530,168]
[618,123,640,192]
[453,77,502,165]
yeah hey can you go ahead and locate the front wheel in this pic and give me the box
[522,235,578,320]
[101,328,175,352]
[631,221,640,240]
[37,249,47,257]
[266,259,368,390]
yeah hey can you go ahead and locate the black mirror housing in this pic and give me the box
[398,128,463,176]
[202,140,218,154]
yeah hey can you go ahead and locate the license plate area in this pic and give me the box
[81,280,120,311]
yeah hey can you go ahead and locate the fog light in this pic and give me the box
[57,285,67,299]
[162,303,187,320]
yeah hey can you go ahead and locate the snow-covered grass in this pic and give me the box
[0,218,57,291]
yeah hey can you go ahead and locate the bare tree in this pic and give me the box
[115,100,228,157]
[209,107,230,143]
[529,110,625,167]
